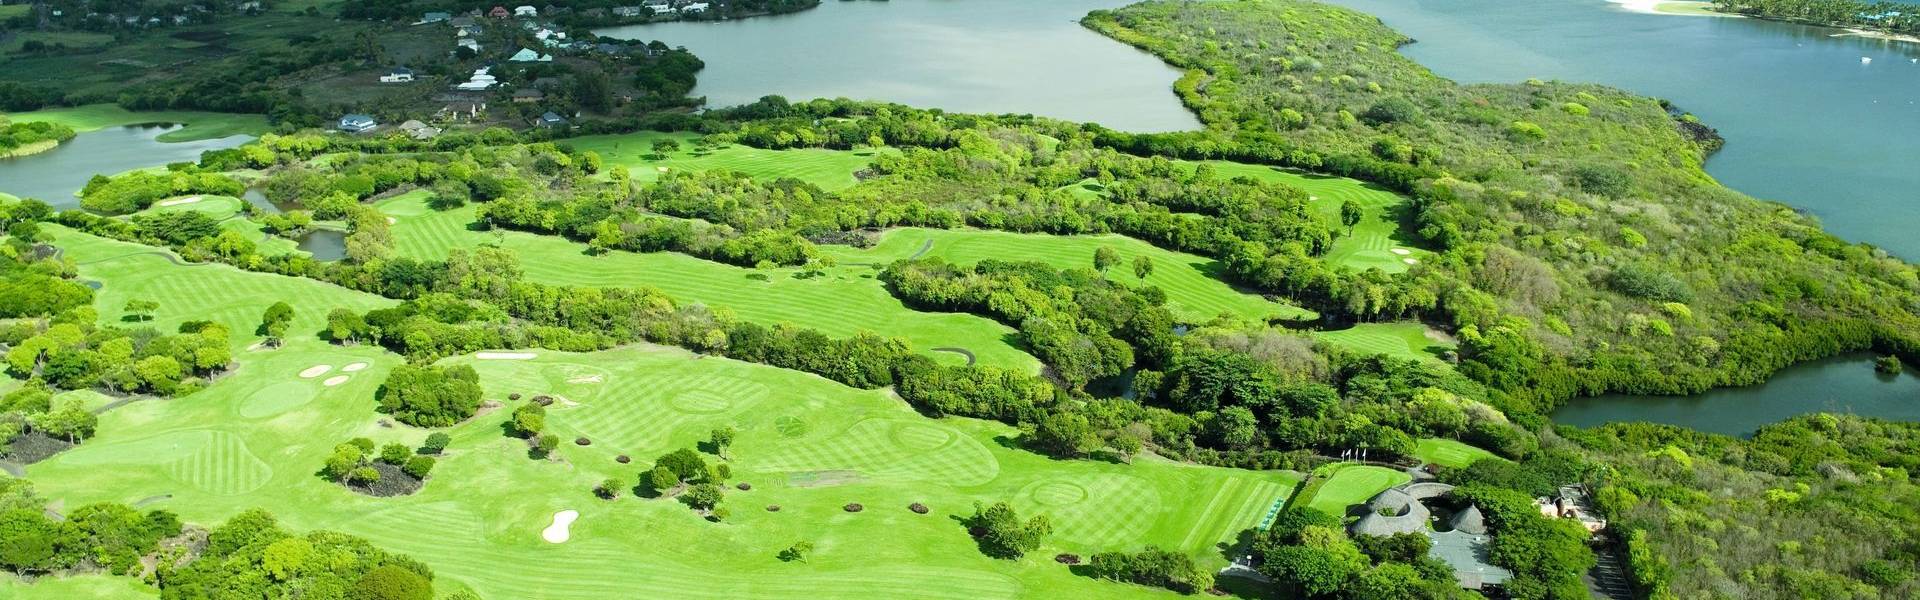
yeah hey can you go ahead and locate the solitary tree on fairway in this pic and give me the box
[124,299,159,322]
[259,301,294,341]
[1132,255,1154,280]
[643,466,678,495]
[965,501,1051,559]
[1340,200,1364,234]
[708,426,736,457]
[778,541,814,562]
[1093,247,1120,272]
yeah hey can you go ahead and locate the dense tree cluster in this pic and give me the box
[0,117,76,155]
[79,169,245,214]
[0,477,181,576]
[375,364,484,427]
[3,314,232,398]
[963,501,1051,559]
[0,479,434,598]
[1246,508,1468,600]
[1083,547,1216,594]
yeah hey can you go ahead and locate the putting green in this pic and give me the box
[1303,464,1412,517]
[1414,438,1500,469]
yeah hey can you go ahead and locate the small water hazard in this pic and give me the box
[1552,353,1920,436]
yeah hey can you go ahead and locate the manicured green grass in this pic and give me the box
[0,4,32,18]
[1413,438,1499,469]
[1303,464,1412,517]
[23,233,1303,597]
[562,131,883,191]
[1311,321,1454,364]
[378,192,1040,372]
[820,227,1314,323]
[1,573,158,599]
[6,104,269,143]
[1203,161,1431,274]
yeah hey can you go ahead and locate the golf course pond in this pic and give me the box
[1552,353,1920,436]
[0,124,252,208]
[595,0,1202,132]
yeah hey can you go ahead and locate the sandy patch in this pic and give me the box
[476,352,537,360]
[1608,0,1732,16]
[542,510,578,543]
[323,376,350,387]
[386,217,397,224]
[1836,28,1920,44]
[567,374,603,384]
[298,365,332,378]
[655,166,669,172]
[341,362,370,373]
[1402,258,1419,265]
[156,196,203,207]
[1389,248,1411,256]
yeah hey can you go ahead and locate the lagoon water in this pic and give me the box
[1326,0,1920,258]
[596,0,1202,132]
[0,125,252,209]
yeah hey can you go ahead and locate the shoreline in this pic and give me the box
[0,139,61,159]
[1608,0,1737,17]
[1834,27,1920,44]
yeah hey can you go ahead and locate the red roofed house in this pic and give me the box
[489,6,510,18]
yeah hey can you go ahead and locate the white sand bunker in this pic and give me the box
[341,362,369,373]
[322,375,351,387]
[298,365,332,378]
[567,374,603,384]
[476,351,537,360]
[156,196,203,207]
[542,510,578,543]
[1402,258,1419,265]
[386,217,397,224]
[655,166,669,172]
[1389,248,1412,256]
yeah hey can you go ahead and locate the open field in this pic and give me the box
[563,132,882,191]
[1301,464,1412,517]
[820,227,1314,323]
[1203,161,1431,274]
[21,231,1303,597]
[2,573,158,599]
[1310,321,1454,364]
[7,105,270,143]
[1413,438,1500,469]
[378,192,1040,372]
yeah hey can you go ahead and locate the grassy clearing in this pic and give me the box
[1311,321,1454,364]
[23,236,1303,597]
[6,105,269,143]
[379,192,1040,372]
[1,573,158,599]
[1413,438,1499,469]
[1203,161,1430,274]
[0,4,32,18]
[562,132,883,192]
[821,227,1313,323]
[1302,464,1411,517]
